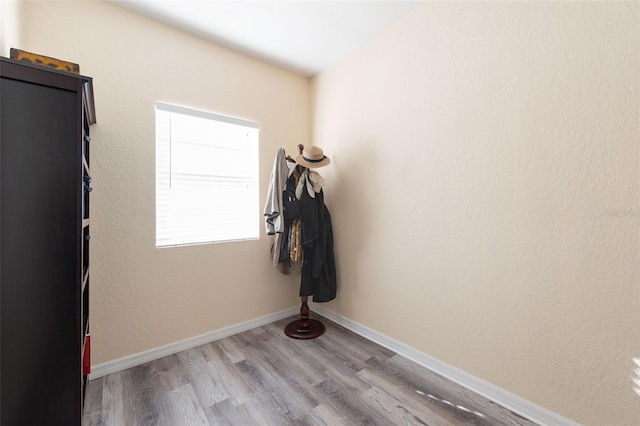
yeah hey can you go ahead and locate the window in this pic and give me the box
[155,103,259,247]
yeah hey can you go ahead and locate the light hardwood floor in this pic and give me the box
[82,314,538,425]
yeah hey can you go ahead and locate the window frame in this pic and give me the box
[155,102,260,248]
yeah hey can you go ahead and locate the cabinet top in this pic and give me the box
[1,56,96,125]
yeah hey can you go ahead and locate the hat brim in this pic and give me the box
[295,154,331,168]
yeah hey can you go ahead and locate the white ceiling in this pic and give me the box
[107,1,422,77]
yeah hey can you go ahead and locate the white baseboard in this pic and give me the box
[310,304,578,426]
[89,307,298,380]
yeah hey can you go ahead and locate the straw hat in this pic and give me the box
[295,146,331,168]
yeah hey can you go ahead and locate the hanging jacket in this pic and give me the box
[263,148,288,235]
[298,188,337,302]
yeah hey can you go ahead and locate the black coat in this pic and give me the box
[299,188,337,302]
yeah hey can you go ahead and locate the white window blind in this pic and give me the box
[155,103,259,247]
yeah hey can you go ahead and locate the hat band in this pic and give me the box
[303,155,326,163]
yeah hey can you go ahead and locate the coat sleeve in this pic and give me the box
[263,148,288,234]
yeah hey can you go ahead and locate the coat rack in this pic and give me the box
[284,144,326,339]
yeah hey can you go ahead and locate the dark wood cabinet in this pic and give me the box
[1,57,96,425]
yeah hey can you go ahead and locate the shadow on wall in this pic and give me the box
[322,139,381,309]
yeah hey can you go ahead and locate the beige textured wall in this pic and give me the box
[0,1,21,56]
[311,2,639,425]
[16,0,305,364]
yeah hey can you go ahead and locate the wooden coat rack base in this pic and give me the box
[285,296,325,339]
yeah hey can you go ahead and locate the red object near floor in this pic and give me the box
[83,334,91,375]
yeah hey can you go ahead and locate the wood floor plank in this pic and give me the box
[258,326,329,387]
[81,377,104,426]
[305,402,355,426]
[238,327,320,387]
[205,398,262,425]
[357,365,481,425]
[234,349,319,423]
[359,358,453,406]
[100,370,137,426]
[163,384,209,426]
[216,335,246,364]
[125,363,162,426]
[232,358,302,424]
[83,313,540,426]
[200,341,255,407]
[178,346,227,407]
[146,353,191,392]
[360,385,453,426]
[313,377,381,425]
[313,316,396,364]
[119,353,192,426]
[384,355,538,426]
